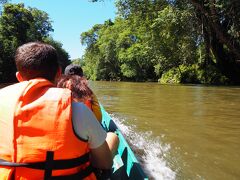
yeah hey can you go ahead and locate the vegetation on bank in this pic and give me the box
[0,1,239,85]
[76,0,239,85]
[0,2,70,83]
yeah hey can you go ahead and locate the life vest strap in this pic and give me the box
[44,151,54,180]
[0,151,93,179]
[50,165,93,180]
[0,152,90,170]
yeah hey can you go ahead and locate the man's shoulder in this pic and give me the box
[0,82,28,108]
[46,87,71,101]
[0,82,26,95]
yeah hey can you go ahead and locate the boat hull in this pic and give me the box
[100,105,148,180]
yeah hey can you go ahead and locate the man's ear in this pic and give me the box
[16,72,24,82]
[54,67,62,83]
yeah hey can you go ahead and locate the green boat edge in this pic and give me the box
[100,105,149,180]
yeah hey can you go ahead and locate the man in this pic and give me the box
[0,42,117,179]
[64,64,102,122]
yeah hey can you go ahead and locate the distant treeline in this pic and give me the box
[73,0,240,85]
[1,1,240,85]
[0,3,70,83]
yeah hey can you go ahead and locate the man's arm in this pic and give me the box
[90,141,113,169]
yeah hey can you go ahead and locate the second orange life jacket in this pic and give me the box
[84,94,102,123]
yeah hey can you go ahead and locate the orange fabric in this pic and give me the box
[0,78,96,180]
[84,94,102,123]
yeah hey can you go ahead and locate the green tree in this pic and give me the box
[96,20,121,80]
[44,37,71,71]
[81,24,102,80]
[151,5,198,74]
[0,3,70,82]
[28,7,53,41]
[189,0,240,83]
[0,3,32,81]
[86,0,239,84]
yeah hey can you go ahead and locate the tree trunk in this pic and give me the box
[189,0,240,84]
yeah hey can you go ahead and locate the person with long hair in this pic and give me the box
[64,64,102,122]
[57,74,100,120]
[57,74,119,157]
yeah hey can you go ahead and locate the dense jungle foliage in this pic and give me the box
[0,2,70,83]
[1,0,240,84]
[75,0,240,84]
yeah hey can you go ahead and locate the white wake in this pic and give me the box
[111,114,176,180]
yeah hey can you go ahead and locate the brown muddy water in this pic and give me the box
[89,81,240,180]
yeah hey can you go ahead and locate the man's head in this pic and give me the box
[64,64,83,77]
[15,42,60,82]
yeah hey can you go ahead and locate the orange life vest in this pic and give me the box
[0,78,96,180]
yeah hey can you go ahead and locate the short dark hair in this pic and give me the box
[64,64,83,77]
[15,42,59,81]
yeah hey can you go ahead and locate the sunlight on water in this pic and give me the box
[110,114,176,180]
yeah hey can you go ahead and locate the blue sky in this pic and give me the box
[11,0,116,60]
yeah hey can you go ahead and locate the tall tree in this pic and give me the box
[0,3,33,81]
[86,0,239,84]
[0,3,70,82]
[44,37,71,71]
[81,24,102,80]
[189,0,240,83]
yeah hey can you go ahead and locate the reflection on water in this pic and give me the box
[90,81,240,180]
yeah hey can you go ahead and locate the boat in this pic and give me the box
[100,105,148,180]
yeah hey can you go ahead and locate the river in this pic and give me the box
[1,82,240,179]
[89,81,240,180]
